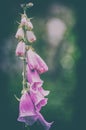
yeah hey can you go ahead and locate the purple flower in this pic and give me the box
[17,91,53,129]
[36,111,54,130]
[15,41,25,56]
[26,49,37,70]
[26,31,36,43]
[17,91,38,125]
[38,87,50,96]
[30,86,48,111]
[26,65,43,88]
[31,84,50,97]
[35,53,48,74]
[26,49,48,74]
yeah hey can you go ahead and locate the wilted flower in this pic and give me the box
[26,31,36,43]
[16,41,25,56]
[15,27,24,40]
[26,49,48,74]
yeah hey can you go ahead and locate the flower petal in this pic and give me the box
[27,49,48,74]
[26,31,36,43]
[35,53,48,74]
[30,86,48,111]
[36,111,54,130]
[16,41,25,56]
[26,65,43,88]
[38,87,50,96]
[17,92,38,125]
[26,49,37,70]
[26,20,33,30]
[15,28,24,40]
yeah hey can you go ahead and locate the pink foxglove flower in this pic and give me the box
[36,111,53,130]
[26,20,33,30]
[26,49,37,70]
[17,91,53,129]
[26,49,48,74]
[17,91,38,125]
[16,41,25,56]
[21,16,27,26]
[26,65,43,88]
[26,31,36,43]
[15,28,24,40]
[38,87,50,96]
[30,86,48,111]
[35,53,48,74]
[31,84,50,97]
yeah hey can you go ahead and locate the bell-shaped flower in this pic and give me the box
[26,31,36,43]
[36,111,53,130]
[31,84,50,97]
[17,91,38,125]
[26,49,48,74]
[35,53,48,74]
[26,20,33,30]
[26,49,37,70]
[38,87,50,96]
[15,27,24,40]
[21,16,27,26]
[15,41,25,56]
[26,65,43,88]
[30,86,48,111]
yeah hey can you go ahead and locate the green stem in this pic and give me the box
[22,55,26,89]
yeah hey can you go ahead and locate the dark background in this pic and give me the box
[0,0,86,130]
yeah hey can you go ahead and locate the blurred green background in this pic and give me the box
[0,0,86,130]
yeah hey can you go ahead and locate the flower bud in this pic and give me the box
[26,20,33,30]
[15,28,24,40]
[21,16,27,26]
[16,41,25,56]
[26,31,36,43]
[26,2,34,8]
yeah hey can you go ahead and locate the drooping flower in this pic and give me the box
[31,84,50,97]
[17,91,38,125]
[26,49,37,70]
[26,31,36,43]
[35,53,48,74]
[17,90,53,130]
[36,111,54,130]
[30,85,48,111]
[26,49,48,74]
[21,15,33,30]
[26,19,33,30]
[26,65,43,88]
[15,27,24,40]
[21,16,27,26]
[38,87,50,96]
[16,41,25,56]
